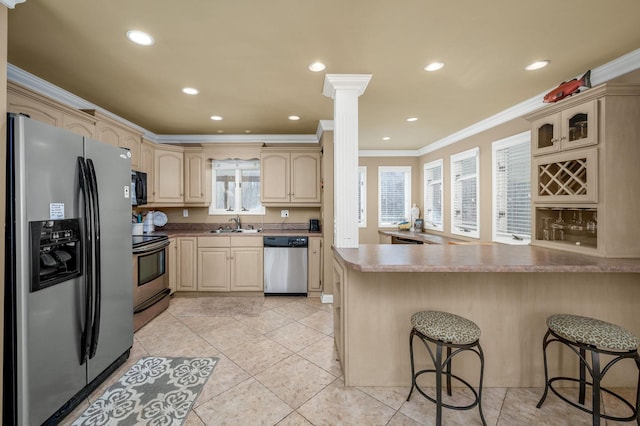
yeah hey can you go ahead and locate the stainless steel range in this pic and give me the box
[132,234,170,331]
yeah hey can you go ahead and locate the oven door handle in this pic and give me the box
[132,239,170,254]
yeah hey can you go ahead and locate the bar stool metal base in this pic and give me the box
[537,328,640,426]
[407,327,486,426]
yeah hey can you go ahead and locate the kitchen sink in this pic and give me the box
[211,228,261,234]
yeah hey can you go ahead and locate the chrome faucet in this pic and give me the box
[229,214,241,230]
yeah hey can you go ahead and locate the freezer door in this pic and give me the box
[83,138,134,381]
[13,116,87,425]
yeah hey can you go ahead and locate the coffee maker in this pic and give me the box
[309,219,320,232]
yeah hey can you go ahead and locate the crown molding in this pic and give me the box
[358,149,420,157]
[7,63,319,145]
[8,48,639,153]
[7,63,153,138]
[155,134,318,144]
[1,0,26,8]
[418,47,640,156]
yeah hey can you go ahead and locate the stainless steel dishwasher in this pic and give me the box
[263,236,308,295]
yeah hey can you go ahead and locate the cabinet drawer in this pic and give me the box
[198,236,230,247]
[230,236,263,247]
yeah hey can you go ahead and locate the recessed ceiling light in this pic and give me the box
[217,130,224,134]
[382,136,391,141]
[182,87,199,95]
[406,117,418,122]
[308,62,326,72]
[245,130,252,133]
[288,115,300,121]
[210,115,223,121]
[525,60,550,71]
[424,62,444,72]
[126,30,154,46]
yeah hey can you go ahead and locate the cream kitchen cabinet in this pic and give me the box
[62,113,96,139]
[120,129,142,169]
[8,82,96,138]
[140,139,155,203]
[82,110,142,169]
[197,237,263,292]
[7,83,63,127]
[526,83,640,257]
[153,146,184,204]
[184,149,208,204]
[532,147,598,204]
[167,238,177,294]
[260,149,321,206]
[531,99,598,156]
[175,237,197,292]
[308,236,323,294]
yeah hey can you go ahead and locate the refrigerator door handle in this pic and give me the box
[86,158,102,359]
[77,157,93,365]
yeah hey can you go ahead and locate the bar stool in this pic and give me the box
[537,313,640,425]
[407,310,486,426]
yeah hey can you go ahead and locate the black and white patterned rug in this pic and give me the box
[72,357,218,426]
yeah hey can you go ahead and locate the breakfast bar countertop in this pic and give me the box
[333,244,640,273]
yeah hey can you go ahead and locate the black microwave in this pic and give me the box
[131,170,147,206]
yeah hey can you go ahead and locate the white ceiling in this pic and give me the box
[7,0,640,151]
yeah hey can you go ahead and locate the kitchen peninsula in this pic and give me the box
[332,243,640,388]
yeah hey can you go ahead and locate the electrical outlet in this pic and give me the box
[281,209,289,218]
[183,209,189,217]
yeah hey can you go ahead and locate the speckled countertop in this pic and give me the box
[146,223,322,238]
[155,229,322,238]
[333,244,640,273]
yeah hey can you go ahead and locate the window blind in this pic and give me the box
[379,166,411,226]
[423,159,443,231]
[493,134,531,243]
[451,148,479,237]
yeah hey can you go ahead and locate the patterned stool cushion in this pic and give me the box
[547,314,640,352]
[411,311,481,345]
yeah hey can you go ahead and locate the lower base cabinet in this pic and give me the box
[308,236,323,293]
[197,236,263,292]
[175,237,197,292]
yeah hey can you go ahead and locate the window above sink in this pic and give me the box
[208,159,265,216]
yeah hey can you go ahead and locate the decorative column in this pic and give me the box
[323,74,371,248]
[0,0,27,8]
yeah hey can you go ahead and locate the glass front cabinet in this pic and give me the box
[531,99,598,156]
[526,83,640,258]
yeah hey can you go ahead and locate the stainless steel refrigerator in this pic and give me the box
[4,114,134,425]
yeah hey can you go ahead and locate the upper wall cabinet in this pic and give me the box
[261,148,321,206]
[82,110,143,170]
[184,149,209,204]
[140,139,155,204]
[153,145,184,204]
[531,99,598,156]
[526,83,640,258]
[7,82,97,138]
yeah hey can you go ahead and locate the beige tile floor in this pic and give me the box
[63,295,637,425]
